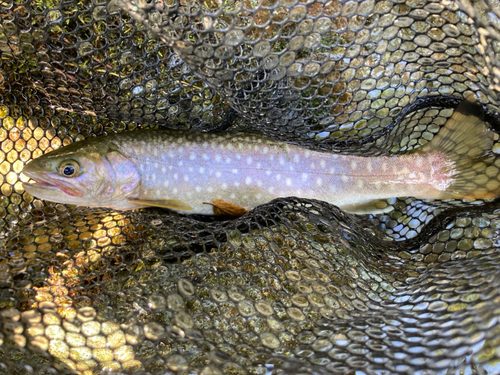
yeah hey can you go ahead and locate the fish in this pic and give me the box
[22,95,500,216]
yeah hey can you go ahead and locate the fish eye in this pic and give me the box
[58,160,80,177]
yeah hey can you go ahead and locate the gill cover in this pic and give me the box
[100,145,141,201]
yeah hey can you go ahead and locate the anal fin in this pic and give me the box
[203,199,248,217]
[128,198,193,211]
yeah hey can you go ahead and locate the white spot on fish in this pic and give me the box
[196,186,201,193]
[302,173,308,181]
[154,148,158,156]
[279,156,285,165]
[162,167,166,173]
[357,180,364,189]
[374,181,382,190]
[199,167,205,174]
[236,154,241,160]
[293,155,300,163]
[230,193,236,199]
[190,153,196,160]
[263,147,269,154]
[256,162,262,169]
[203,154,209,160]
[203,142,208,148]
[163,180,169,187]
[382,162,388,172]
[341,175,348,182]
[216,171,222,178]
[245,177,252,185]
[286,178,292,186]
[174,173,178,180]
[247,156,253,165]
[234,182,240,187]
[207,187,214,193]
[266,170,272,176]
[226,158,232,163]
[366,161,372,173]
[320,160,326,168]
[222,183,228,189]
[316,178,322,186]
[152,175,156,182]
[173,188,178,194]
[257,181,262,187]
[305,151,311,158]
[178,161,183,166]
[215,155,222,162]
[183,175,189,182]
[276,174,281,181]
[232,169,238,174]
[350,161,357,170]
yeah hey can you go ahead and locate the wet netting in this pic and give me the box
[2,0,500,373]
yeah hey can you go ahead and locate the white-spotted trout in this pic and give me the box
[22,96,499,216]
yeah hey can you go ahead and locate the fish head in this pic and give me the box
[22,139,140,208]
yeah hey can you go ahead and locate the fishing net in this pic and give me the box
[1,0,500,373]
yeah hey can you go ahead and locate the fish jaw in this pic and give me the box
[22,169,84,202]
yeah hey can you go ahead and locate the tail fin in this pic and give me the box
[414,95,499,200]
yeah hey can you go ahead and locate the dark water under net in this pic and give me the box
[2,0,500,373]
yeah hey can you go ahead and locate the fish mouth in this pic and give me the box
[26,179,58,189]
[22,171,83,198]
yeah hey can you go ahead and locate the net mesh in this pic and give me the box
[1,0,500,373]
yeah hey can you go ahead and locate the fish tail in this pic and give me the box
[414,94,500,200]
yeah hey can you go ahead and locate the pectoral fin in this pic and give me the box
[128,198,193,210]
[340,199,394,215]
[203,199,248,217]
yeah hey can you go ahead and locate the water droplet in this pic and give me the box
[144,322,165,340]
[178,279,195,296]
[77,307,96,322]
[166,354,188,371]
[148,293,167,309]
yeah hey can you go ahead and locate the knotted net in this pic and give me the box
[1,0,500,373]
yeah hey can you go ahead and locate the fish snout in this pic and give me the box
[22,158,49,177]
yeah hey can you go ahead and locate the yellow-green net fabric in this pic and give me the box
[1,0,500,373]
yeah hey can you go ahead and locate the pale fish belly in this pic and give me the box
[125,132,453,215]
